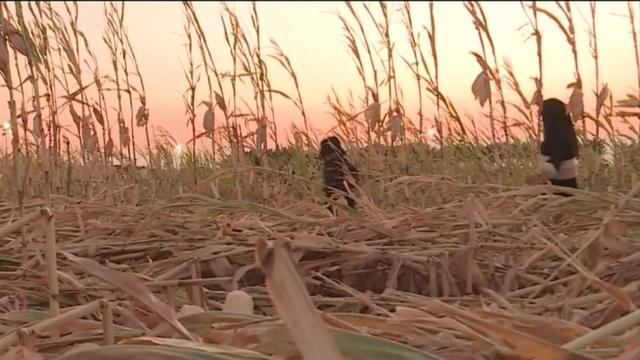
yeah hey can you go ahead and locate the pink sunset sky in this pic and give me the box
[1,1,639,152]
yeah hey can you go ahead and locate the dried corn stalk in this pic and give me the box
[530,90,543,108]
[32,113,42,139]
[20,102,27,129]
[255,117,267,152]
[81,122,92,148]
[105,137,114,158]
[85,132,98,154]
[530,78,543,108]
[92,106,104,127]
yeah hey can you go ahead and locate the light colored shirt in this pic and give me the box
[538,154,578,180]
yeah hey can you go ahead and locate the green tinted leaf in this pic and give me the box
[58,344,265,360]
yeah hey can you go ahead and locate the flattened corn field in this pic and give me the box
[1,1,640,360]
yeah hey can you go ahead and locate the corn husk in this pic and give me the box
[202,108,214,132]
[567,87,584,121]
[222,290,254,315]
[135,106,148,127]
[389,113,403,144]
[471,71,491,107]
[120,125,130,148]
[365,101,381,130]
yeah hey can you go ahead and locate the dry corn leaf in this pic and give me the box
[617,333,640,360]
[424,300,598,360]
[63,253,198,342]
[60,343,100,357]
[448,246,487,292]
[530,89,543,108]
[215,92,226,114]
[0,346,42,360]
[1,19,28,56]
[0,40,9,79]
[69,105,81,128]
[91,106,104,127]
[596,84,610,116]
[600,220,636,253]
[464,194,488,228]
[532,76,542,91]
[255,239,343,360]
[327,313,424,342]
[590,277,636,311]
[177,305,204,318]
[204,321,300,356]
[471,71,490,107]
[119,336,271,359]
[567,87,584,121]
[473,308,618,348]
[8,35,28,58]
[616,94,640,107]
[539,233,636,311]
[579,237,601,271]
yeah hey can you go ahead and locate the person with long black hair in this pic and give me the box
[532,98,580,194]
[318,136,360,212]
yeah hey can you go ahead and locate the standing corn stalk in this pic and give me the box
[182,16,198,187]
[465,2,496,148]
[466,1,511,175]
[627,1,640,141]
[183,1,228,164]
[538,2,584,139]
[521,1,544,143]
[269,39,313,149]
[0,4,22,204]
[422,1,445,154]
[401,1,423,140]
[342,3,381,145]
[104,2,129,163]
[114,2,138,167]
[15,2,52,209]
